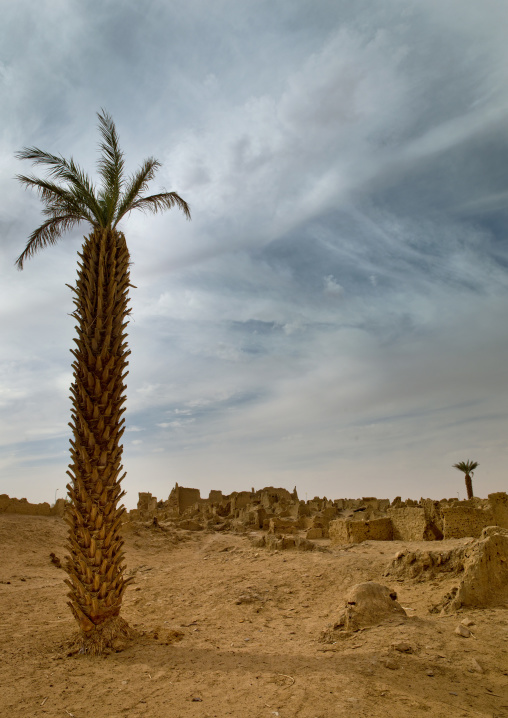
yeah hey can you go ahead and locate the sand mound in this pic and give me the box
[321,581,407,642]
[342,581,407,630]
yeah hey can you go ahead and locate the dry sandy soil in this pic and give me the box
[1,514,507,718]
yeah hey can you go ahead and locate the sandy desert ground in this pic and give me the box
[0,513,507,718]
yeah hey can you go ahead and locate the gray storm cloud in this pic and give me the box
[1,0,508,506]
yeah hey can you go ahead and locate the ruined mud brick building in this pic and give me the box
[2,485,506,544]
[0,494,66,517]
[131,483,508,544]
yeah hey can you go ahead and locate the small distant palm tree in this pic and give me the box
[16,110,190,653]
[453,460,478,500]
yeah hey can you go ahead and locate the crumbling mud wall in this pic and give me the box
[128,486,507,545]
[388,506,443,541]
[329,517,393,544]
[4,483,507,548]
[442,505,494,539]
[167,484,202,515]
[489,492,508,529]
[127,483,508,546]
[389,527,508,612]
[208,490,223,504]
[0,494,66,517]
[135,492,157,519]
[444,526,508,611]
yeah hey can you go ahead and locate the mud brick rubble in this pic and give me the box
[129,484,508,548]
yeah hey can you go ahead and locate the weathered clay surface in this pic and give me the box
[384,526,508,614]
[385,546,467,581]
[442,526,508,612]
[330,581,407,634]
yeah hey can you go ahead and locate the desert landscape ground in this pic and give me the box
[1,510,507,718]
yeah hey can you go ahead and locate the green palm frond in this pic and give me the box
[15,214,83,269]
[16,173,75,205]
[114,157,162,224]
[124,191,191,219]
[96,109,125,225]
[15,147,103,222]
[15,147,95,196]
[453,460,479,475]
[16,110,191,268]
[16,175,95,222]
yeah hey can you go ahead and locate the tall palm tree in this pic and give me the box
[453,460,478,500]
[16,111,190,653]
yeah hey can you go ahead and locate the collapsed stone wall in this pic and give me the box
[0,494,66,517]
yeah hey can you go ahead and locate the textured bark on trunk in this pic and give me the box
[64,227,133,653]
[465,474,474,500]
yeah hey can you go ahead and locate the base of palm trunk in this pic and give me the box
[68,616,134,656]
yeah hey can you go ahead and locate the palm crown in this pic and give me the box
[453,460,478,475]
[453,459,478,500]
[15,109,190,269]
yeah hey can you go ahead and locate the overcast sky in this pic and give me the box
[1,0,508,509]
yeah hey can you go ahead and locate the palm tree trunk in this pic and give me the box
[65,227,133,653]
[465,474,474,500]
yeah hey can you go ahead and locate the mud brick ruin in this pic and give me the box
[130,483,508,545]
[0,494,66,517]
[2,484,506,546]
